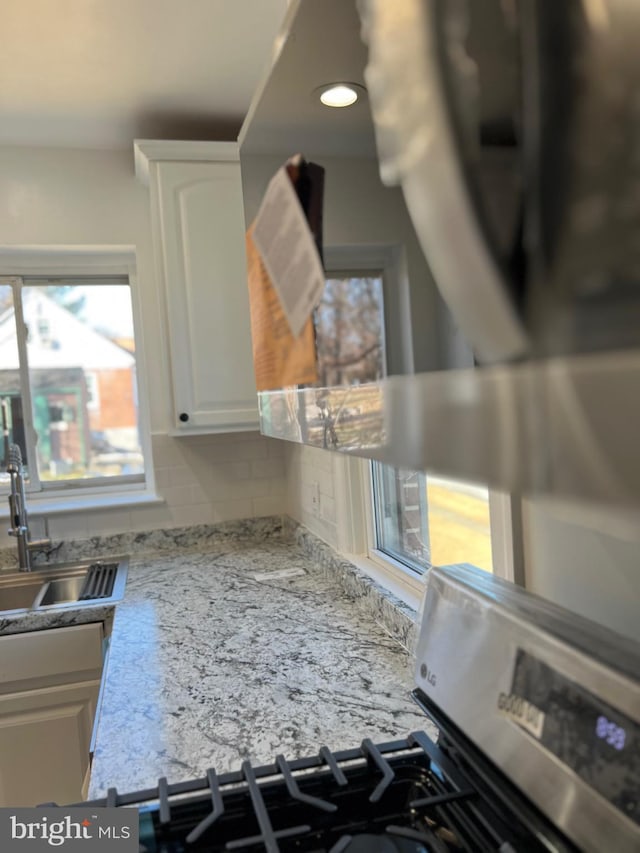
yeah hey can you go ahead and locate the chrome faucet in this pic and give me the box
[6,443,51,571]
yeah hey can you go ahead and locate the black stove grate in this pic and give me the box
[64,727,576,853]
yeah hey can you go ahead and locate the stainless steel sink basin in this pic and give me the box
[35,575,87,607]
[0,557,129,616]
[0,576,44,612]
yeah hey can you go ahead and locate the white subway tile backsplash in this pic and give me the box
[252,495,285,517]
[299,508,337,547]
[268,477,286,497]
[317,467,335,499]
[154,467,171,489]
[230,439,269,460]
[190,483,209,505]
[186,441,242,464]
[151,433,188,467]
[171,503,219,527]
[266,438,286,458]
[304,445,334,474]
[252,457,285,479]
[129,504,174,531]
[0,432,289,548]
[49,513,91,542]
[213,460,252,481]
[320,494,336,524]
[229,479,270,500]
[164,484,197,507]
[210,499,254,522]
[168,465,197,487]
[221,430,262,443]
[284,443,339,549]
[86,510,133,536]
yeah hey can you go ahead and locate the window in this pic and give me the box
[315,255,495,583]
[425,476,493,572]
[371,463,430,573]
[369,462,494,576]
[314,272,385,386]
[0,275,147,496]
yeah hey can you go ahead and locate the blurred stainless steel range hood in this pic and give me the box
[240,0,640,508]
[258,349,640,506]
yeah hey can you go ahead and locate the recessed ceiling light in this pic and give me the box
[318,83,360,108]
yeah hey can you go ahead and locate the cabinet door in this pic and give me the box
[0,679,100,806]
[0,623,104,807]
[0,622,103,691]
[153,157,259,433]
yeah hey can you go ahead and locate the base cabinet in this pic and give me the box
[0,681,99,806]
[0,622,104,807]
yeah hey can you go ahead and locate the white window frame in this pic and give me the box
[331,455,426,612]
[0,246,158,516]
[323,245,426,609]
[332,454,521,612]
[369,460,430,575]
[324,244,521,606]
[324,244,415,378]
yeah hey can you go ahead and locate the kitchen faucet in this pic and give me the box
[6,443,51,571]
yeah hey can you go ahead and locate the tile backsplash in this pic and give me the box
[1,434,342,555]
[0,431,287,550]
[284,443,340,548]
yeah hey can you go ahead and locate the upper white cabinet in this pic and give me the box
[135,140,258,434]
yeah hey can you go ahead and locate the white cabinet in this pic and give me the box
[0,622,104,806]
[135,140,258,434]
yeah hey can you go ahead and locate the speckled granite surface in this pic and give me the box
[0,600,115,637]
[0,516,285,571]
[0,518,284,637]
[286,519,419,652]
[88,537,430,799]
[2,515,430,801]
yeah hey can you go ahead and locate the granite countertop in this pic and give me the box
[88,528,433,799]
[0,597,115,637]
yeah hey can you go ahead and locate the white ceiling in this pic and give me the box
[0,0,289,148]
[240,0,377,158]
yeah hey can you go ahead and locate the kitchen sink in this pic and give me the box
[0,577,44,612]
[35,575,87,607]
[0,557,129,616]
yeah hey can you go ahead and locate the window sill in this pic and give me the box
[0,489,163,518]
[344,550,426,614]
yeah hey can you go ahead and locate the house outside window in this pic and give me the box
[0,275,147,495]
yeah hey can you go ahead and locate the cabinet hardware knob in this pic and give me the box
[179,412,189,423]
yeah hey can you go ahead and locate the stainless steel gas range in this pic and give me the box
[70,564,639,852]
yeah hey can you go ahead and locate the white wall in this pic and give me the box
[522,498,640,643]
[0,145,287,547]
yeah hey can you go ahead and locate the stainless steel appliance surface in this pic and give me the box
[414,565,639,853]
[240,0,640,506]
[361,0,640,364]
[66,566,638,852]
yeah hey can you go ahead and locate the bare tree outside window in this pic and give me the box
[314,275,384,387]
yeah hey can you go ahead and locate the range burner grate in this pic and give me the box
[67,727,570,853]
